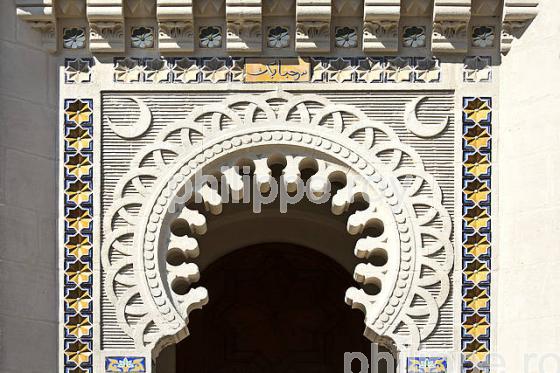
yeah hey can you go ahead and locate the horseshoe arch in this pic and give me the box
[101,91,453,360]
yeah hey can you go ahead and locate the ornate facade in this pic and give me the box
[13,1,540,372]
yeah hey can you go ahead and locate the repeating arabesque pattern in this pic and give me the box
[461,97,493,373]
[63,99,94,373]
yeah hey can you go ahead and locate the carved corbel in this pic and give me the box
[402,0,432,16]
[363,0,400,53]
[226,0,262,52]
[16,0,58,52]
[157,0,194,51]
[296,0,332,53]
[501,1,539,55]
[432,0,472,54]
[471,0,500,16]
[332,0,362,16]
[87,0,125,52]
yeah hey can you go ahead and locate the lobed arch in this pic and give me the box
[101,91,452,361]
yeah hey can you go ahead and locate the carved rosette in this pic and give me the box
[102,91,453,356]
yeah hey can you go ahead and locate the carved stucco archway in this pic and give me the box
[102,91,452,360]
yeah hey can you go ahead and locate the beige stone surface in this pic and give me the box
[0,1,58,372]
[498,0,560,369]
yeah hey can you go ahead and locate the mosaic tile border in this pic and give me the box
[408,357,448,373]
[461,97,492,373]
[63,98,94,373]
[102,56,441,84]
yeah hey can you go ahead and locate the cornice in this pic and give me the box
[16,0,539,55]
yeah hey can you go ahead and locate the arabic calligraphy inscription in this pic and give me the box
[244,58,311,82]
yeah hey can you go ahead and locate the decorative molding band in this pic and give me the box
[461,97,492,373]
[17,0,539,55]
[62,98,94,373]
[100,56,441,84]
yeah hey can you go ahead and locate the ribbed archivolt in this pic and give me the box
[16,0,538,54]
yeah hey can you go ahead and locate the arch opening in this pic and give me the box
[157,243,397,373]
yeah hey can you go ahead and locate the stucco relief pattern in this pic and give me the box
[101,91,453,356]
[63,99,94,373]
[461,97,492,372]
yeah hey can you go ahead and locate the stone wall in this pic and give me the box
[0,1,59,372]
[498,0,560,370]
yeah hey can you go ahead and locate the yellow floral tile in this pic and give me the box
[464,286,489,311]
[65,154,92,179]
[66,180,92,205]
[463,340,489,364]
[66,314,92,338]
[66,234,92,259]
[65,287,92,313]
[65,340,92,365]
[464,125,491,150]
[464,180,490,205]
[464,260,490,284]
[66,260,92,285]
[465,206,490,231]
[66,207,92,232]
[464,98,491,123]
[464,153,490,177]
[464,233,491,257]
[66,127,92,151]
[463,313,490,338]
[66,100,93,125]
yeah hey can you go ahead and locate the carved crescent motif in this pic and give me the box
[404,97,449,138]
[106,98,152,139]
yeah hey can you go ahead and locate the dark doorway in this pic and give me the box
[175,243,387,373]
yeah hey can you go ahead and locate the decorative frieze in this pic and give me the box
[501,0,539,55]
[362,0,400,53]
[226,0,262,52]
[432,0,472,54]
[157,0,194,51]
[105,56,441,84]
[87,0,125,52]
[16,0,539,55]
[296,0,332,52]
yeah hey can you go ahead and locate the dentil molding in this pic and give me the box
[16,0,539,55]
